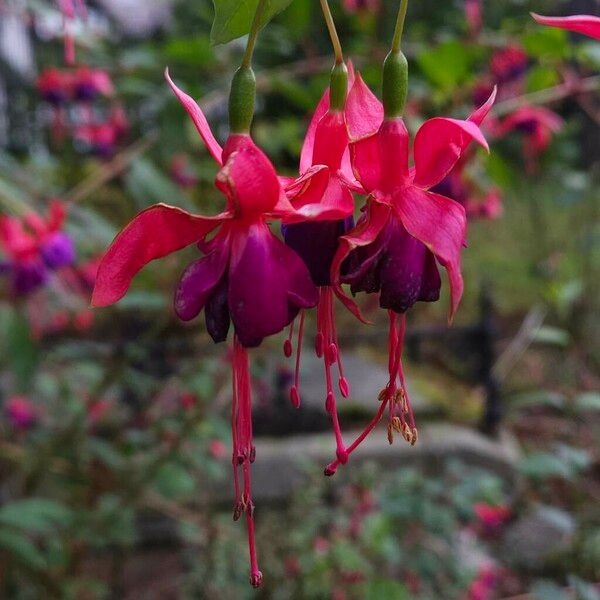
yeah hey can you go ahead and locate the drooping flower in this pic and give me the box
[73,67,114,101]
[342,0,380,15]
[497,105,563,173]
[0,200,75,296]
[531,13,600,40]
[323,76,495,475]
[281,64,361,464]
[5,396,37,430]
[92,69,355,587]
[473,502,511,534]
[490,46,528,85]
[37,68,73,106]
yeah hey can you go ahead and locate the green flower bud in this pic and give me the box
[229,65,256,134]
[329,62,348,111]
[382,50,408,119]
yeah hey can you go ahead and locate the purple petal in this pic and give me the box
[228,221,318,348]
[41,233,76,269]
[174,242,229,321]
[282,217,354,287]
[205,275,230,343]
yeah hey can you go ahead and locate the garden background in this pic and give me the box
[0,0,598,598]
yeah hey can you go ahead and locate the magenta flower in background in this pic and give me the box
[498,105,563,173]
[0,200,75,296]
[5,396,37,430]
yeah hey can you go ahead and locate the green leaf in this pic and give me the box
[0,530,46,571]
[0,499,73,535]
[366,579,409,599]
[210,0,294,45]
[416,41,474,90]
[5,312,39,392]
[124,157,194,212]
[154,463,196,499]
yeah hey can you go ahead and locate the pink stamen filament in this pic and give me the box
[231,336,262,587]
[289,310,305,408]
[324,311,415,476]
[318,287,347,464]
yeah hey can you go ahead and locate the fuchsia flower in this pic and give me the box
[322,77,495,475]
[342,0,380,15]
[490,46,528,85]
[498,105,563,173]
[0,200,75,296]
[91,69,357,588]
[473,502,511,534]
[532,13,600,40]
[5,396,37,430]
[73,67,114,101]
[282,64,360,463]
[37,68,73,106]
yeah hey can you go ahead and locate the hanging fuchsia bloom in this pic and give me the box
[531,13,600,40]
[37,68,73,105]
[343,0,380,15]
[0,200,75,296]
[73,67,114,101]
[498,105,563,173]
[281,64,361,463]
[91,69,358,587]
[490,46,528,85]
[5,396,37,430]
[323,76,494,475]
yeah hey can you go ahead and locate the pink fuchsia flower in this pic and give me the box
[342,0,380,15]
[282,63,361,463]
[73,67,114,101]
[5,396,37,430]
[473,502,511,533]
[0,200,75,296]
[498,105,563,173]
[323,77,495,475]
[37,68,73,105]
[208,439,227,459]
[468,565,500,600]
[490,46,528,85]
[531,13,600,40]
[92,69,355,588]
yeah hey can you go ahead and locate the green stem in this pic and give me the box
[242,0,269,67]
[391,0,409,53]
[319,0,343,64]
